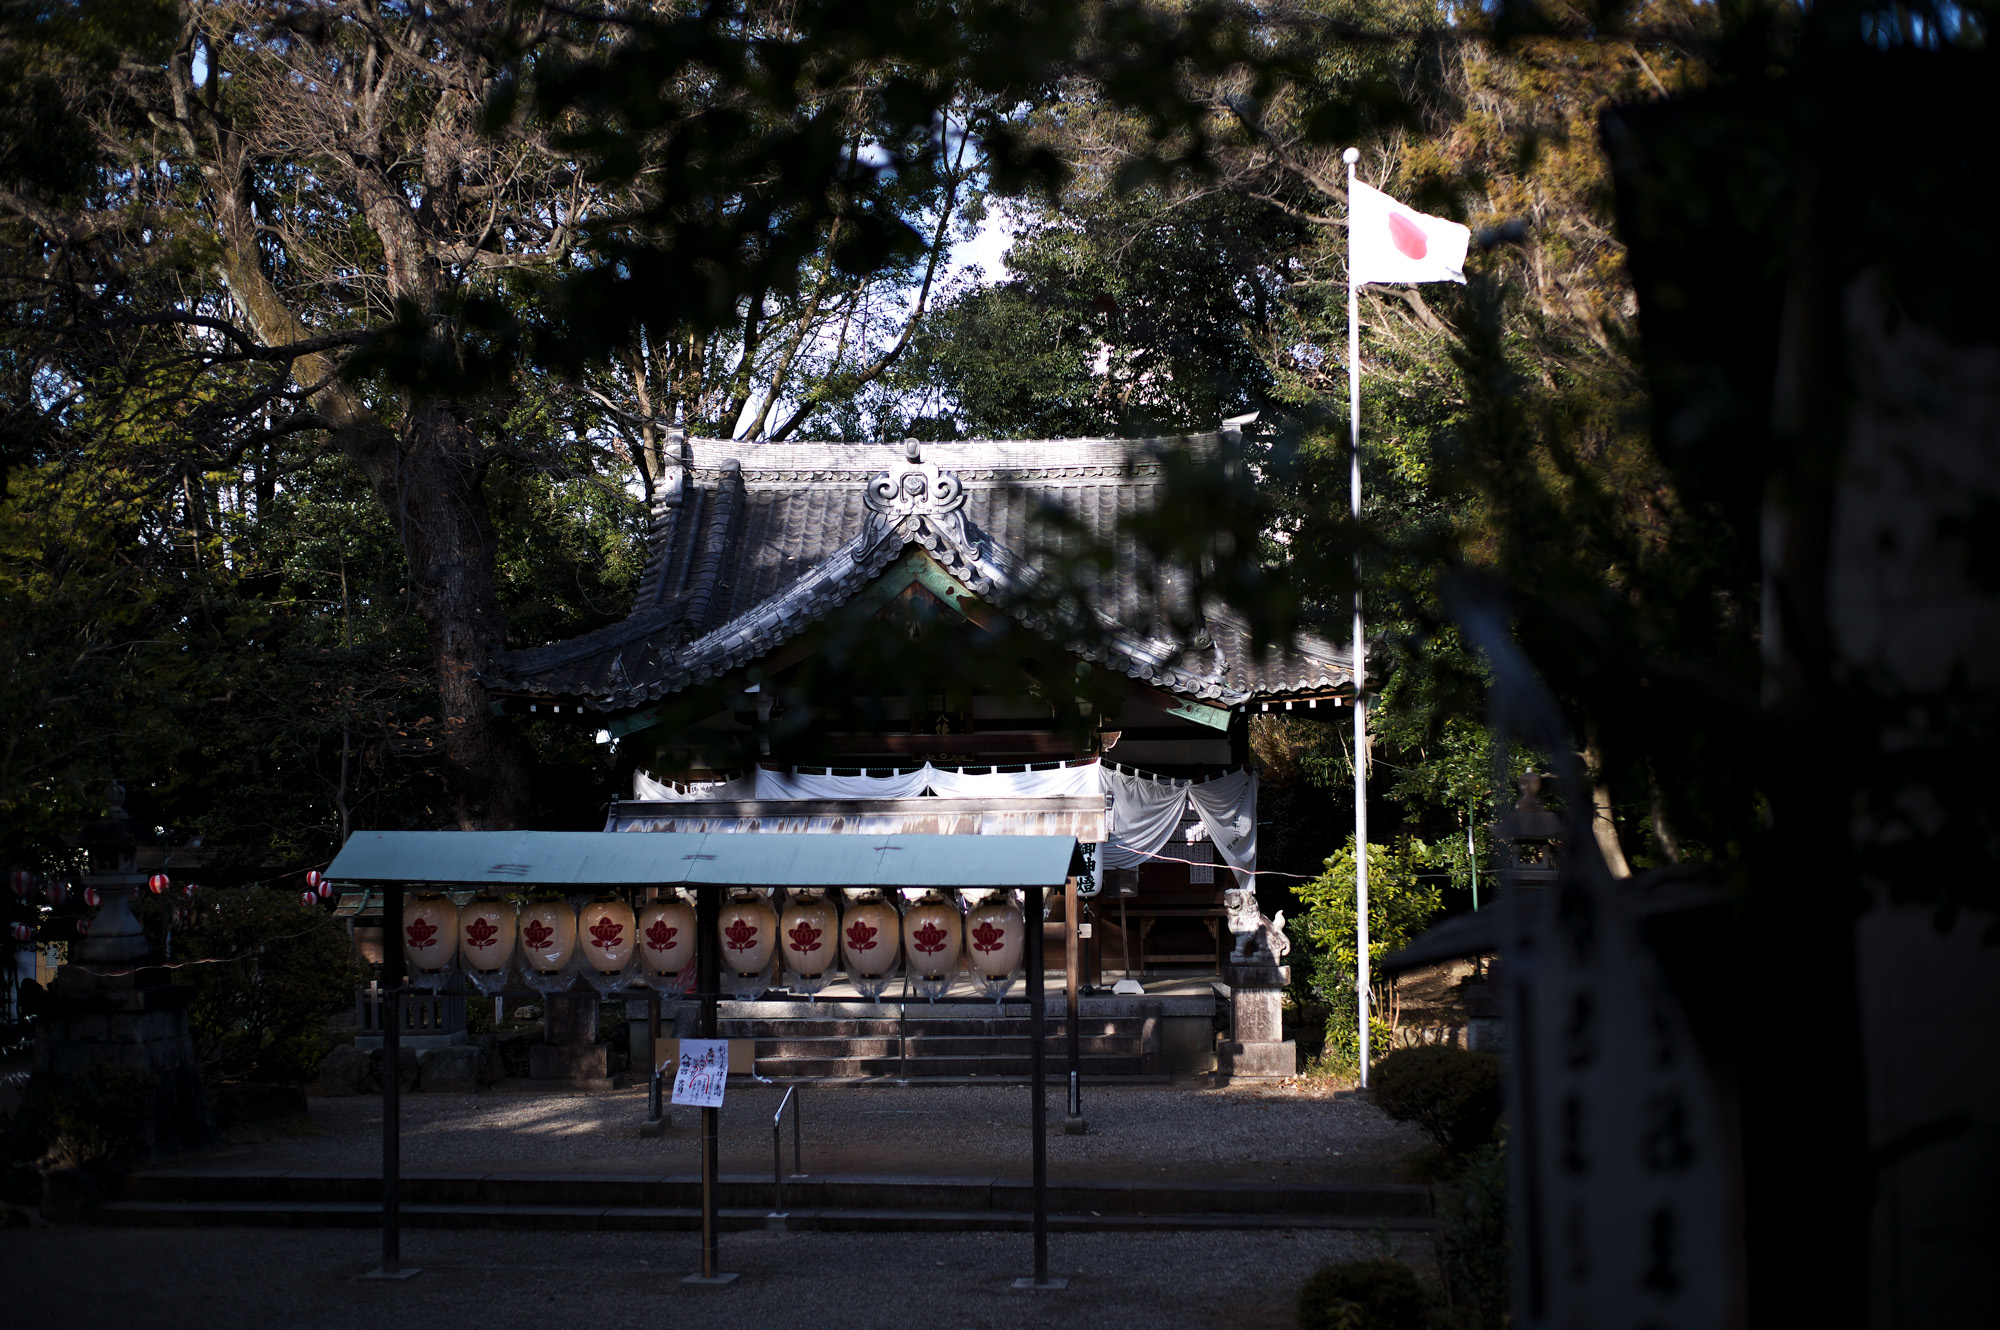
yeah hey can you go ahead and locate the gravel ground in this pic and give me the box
[0,1223,1436,1329]
[158,1081,1429,1184]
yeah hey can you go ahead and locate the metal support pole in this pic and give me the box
[1346,145,1372,1090]
[792,1083,802,1177]
[771,1086,791,1216]
[1027,882,1049,1285]
[1063,875,1085,1134]
[692,881,733,1283]
[364,882,417,1280]
[644,987,665,1130]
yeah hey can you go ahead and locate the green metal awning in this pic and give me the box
[324,830,1078,889]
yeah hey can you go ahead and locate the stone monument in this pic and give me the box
[532,991,609,1085]
[32,781,214,1159]
[1216,887,1296,1080]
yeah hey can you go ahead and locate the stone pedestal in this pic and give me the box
[1218,963,1297,1081]
[33,965,216,1159]
[531,991,608,1083]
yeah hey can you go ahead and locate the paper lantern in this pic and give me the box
[638,898,696,977]
[902,896,963,980]
[779,895,840,979]
[457,902,517,972]
[300,890,317,907]
[579,898,637,973]
[10,922,33,942]
[183,881,198,899]
[965,896,1025,980]
[717,893,777,978]
[82,887,103,908]
[305,870,325,892]
[402,897,458,971]
[147,873,169,895]
[840,898,901,977]
[518,900,577,973]
[9,869,30,896]
[44,880,67,907]
[75,918,89,936]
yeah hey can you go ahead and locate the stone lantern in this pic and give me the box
[1494,771,1565,892]
[33,780,214,1164]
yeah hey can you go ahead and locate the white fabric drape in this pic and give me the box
[922,760,1102,798]
[1098,767,1191,871]
[1187,768,1258,887]
[751,766,932,799]
[631,758,1255,882]
[633,770,758,800]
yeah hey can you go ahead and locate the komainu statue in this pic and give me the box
[1223,887,1290,965]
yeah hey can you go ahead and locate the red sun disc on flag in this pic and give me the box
[1388,212,1428,260]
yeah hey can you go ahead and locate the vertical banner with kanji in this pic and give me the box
[671,1038,728,1107]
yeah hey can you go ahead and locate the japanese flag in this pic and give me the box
[1349,180,1470,286]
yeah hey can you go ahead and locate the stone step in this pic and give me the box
[752,1055,1153,1079]
[105,1170,1432,1222]
[718,1018,1148,1039]
[91,1199,1436,1234]
[748,1035,1144,1059]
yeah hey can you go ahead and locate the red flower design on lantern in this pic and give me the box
[645,918,678,951]
[845,920,879,952]
[787,920,823,954]
[587,915,624,949]
[406,918,439,951]
[912,920,948,954]
[723,917,759,951]
[522,919,555,950]
[971,920,1005,953]
[465,916,500,950]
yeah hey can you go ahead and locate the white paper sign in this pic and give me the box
[670,1038,728,1108]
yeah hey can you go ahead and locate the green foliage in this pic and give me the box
[1294,836,1445,1072]
[180,889,365,1082]
[38,1063,159,1171]
[1435,1143,1509,1330]
[1371,1046,1504,1158]
[1296,1258,1426,1330]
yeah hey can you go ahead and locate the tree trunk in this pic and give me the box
[200,141,532,829]
[338,402,533,829]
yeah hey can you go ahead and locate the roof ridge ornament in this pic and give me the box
[858,440,970,560]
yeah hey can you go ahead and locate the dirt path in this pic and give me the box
[152,1081,1428,1186]
[0,1223,1435,1330]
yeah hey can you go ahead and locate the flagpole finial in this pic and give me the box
[1342,147,1359,164]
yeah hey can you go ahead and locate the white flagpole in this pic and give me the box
[1345,146,1370,1088]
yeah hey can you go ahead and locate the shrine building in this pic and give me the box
[474,428,1353,1079]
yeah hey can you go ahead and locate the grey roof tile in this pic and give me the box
[485,433,1352,710]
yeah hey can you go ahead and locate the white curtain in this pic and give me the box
[631,758,1255,883]
[1187,768,1258,887]
[1098,767,1190,870]
[923,760,1102,798]
[752,766,931,799]
[632,770,758,800]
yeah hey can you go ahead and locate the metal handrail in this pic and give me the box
[770,1083,803,1214]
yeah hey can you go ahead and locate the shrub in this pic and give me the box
[1293,836,1446,1073]
[181,887,365,1081]
[1297,1258,1426,1330]
[1372,1046,1504,1157]
[1436,1142,1509,1329]
[40,1064,159,1170]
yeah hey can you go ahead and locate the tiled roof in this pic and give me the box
[483,433,1353,711]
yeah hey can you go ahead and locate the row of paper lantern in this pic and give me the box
[395,888,1028,996]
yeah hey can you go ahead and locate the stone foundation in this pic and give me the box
[32,966,216,1159]
[1218,962,1296,1081]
